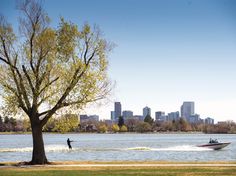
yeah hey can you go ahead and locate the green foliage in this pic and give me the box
[0,1,113,126]
[52,114,79,133]
[43,118,55,132]
[22,118,31,132]
[144,115,154,125]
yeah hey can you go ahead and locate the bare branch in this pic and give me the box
[0,55,11,65]
[22,65,35,94]
[83,40,89,63]
[86,49,96,65]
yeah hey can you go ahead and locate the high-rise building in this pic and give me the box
[167,111,179,121]
[122,110,133,119]
[155,111,165,121]
[89,115,99,121]
[133,115,145,121]
[143,106,151,118]
[110,111,115,120]
[188,114,200,123]
[114,102,122,120]
[205,117,214,124]
[80,114,99,122]
[181,101,194,121]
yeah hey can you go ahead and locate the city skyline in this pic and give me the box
[1,0,236,122]
[109,101,214,124]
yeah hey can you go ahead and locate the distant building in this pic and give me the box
[181,101,195,122]
[143,106,151,118]
[122,110,133,119]
[80,114,89,121]
[167,111,179,121]
[110,111,115,120]
[114,102,122,120]
[155,111,166,122]
[133,115,145,121]
[104,119,113,126]
[80,114,99,122]
[89,115,99,121]
[188,114,201,124]
[205,117,214,125]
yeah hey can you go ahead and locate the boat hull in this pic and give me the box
[197,142,230,150]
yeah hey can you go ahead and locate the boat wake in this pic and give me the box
[126,145,212,151]
[0,144,212,153]
[0,145,70,153]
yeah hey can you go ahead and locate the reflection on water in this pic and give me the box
[0,133,235,162]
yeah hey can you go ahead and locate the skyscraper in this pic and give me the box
[122,110,133,119]
[110,111,115,120]
[167,111,179,121]
[181,101,194,121]
[114,102,122,120]
[143,106,151,118]
[155,111,166,122]
[205,117,214,125]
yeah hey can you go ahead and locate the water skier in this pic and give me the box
[67,138,73,149]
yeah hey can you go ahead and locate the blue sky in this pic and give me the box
[1,0,236,122]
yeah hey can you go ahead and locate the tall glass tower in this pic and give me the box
[114,102,122,120]
[181,101,194,121]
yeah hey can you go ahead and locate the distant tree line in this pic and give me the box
[0,115,31,132]
[1,114,236,134]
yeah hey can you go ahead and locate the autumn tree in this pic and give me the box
[97,123,108,133]
[135,122,152,133]
[119,125,128,132]
[125,118,139,132]
[0,0,112,164]
[53,114,79,133]
[111,124,120,133]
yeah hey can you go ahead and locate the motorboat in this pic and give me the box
[197,139,231,150]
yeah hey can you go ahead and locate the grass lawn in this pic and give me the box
[1,162,236,176]
[1,167,236,176]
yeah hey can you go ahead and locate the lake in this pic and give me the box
[0,133,235,162]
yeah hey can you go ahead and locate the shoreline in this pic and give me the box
[1,131,236,135]
[0,131,211,135]
[1,160,236,166]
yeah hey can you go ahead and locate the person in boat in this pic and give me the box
[67,138,73,149]
[209,138,218,144]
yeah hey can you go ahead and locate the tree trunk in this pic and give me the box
[29,124,48,165]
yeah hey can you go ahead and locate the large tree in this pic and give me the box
[0,0,112,164]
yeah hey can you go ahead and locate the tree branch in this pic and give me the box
[39,66,86,126]
[0,37,31,109]
[1,39,30,109]
[38,77,59,95]
[22,65,35,94]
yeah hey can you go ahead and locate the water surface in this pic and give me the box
[0,133,235,162]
